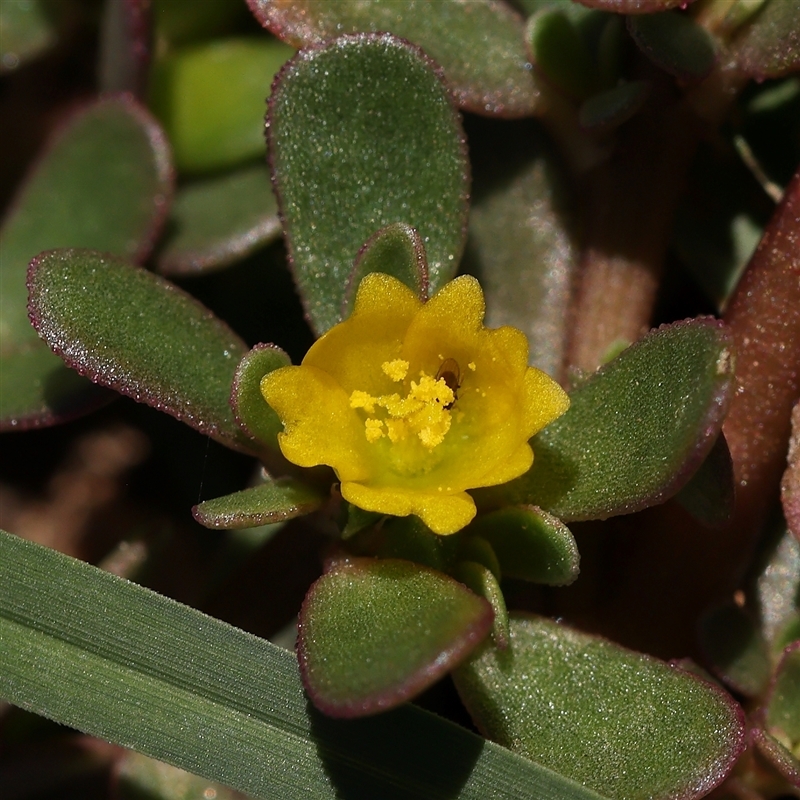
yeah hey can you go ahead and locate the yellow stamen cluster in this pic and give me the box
[350,360,456,449]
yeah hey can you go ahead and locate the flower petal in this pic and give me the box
[522,365,571,438]
[261,365,369,481]
[341,481,477,535]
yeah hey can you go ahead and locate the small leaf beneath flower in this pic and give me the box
[230,343,291,450]
[342,223,429,317]
[252,0,539,117]
[698,601,771,696]
[158,163,281,276]
[526,10,595,101]
[358,516,448,572]
[730,0,800,80]
[193,477,324,529]
[579,80,651,133]
[467,506,580,586]
[454,614,745,800]
[149,37,294,173]
[297,558,492,717]
[627,12,717,81]
[268,33,469,334]
[454,561,509,650]
[479,318,735,521]
[766,642,800,750]
[674,432,735,528]
[28,249,254,453]
[0,97,172,430]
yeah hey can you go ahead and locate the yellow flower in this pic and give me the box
[261,273,569,535]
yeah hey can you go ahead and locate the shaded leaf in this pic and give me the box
[756,522,800,651]
[467,506,580,585]
[751,727,800,786]
[627,12,717,81]
[149,37,294,173]
[453,561,510,649]
[230,343,290,450]
[192,477,325,530]
[297,558,492,717]
[466,140,577,378]
[251,0,539,117]
[570,0,698,13]
[0,97,173,430]
[28,249,254,453]
[0,0,58,73]
[766,642,800,750]
[698,601,771,696]
[268,33,469,334]
[674,432,735,528]
[783,400,800,541]
[0,529,609,800]
[454,614,745,800]
[579,80,652,133]
[730,0,800,80]
[158,163,282,276]
[478,318,735,521]
[342,223,429,318]
[526,10,595,101]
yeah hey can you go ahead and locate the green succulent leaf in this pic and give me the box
[27,249,255,453]
[268,33,469,334]
[342,223,430,317]
[0,0,58,73]
[251,0,539,117]
[569,0,699,14]
[454,614,745,800]
[230,343,290,450]
[466,135,578,378]
[0,529,610,800]
[698,601,771,697]
[766,642,800,751]
[674,433,735,528]
[158,164,281,276]
[467,506,580,586]
[297,558,493,717]
[579,80,652,133]
[149,37,295,173]
[453,560,510,650]
[477,318,735,521]
[730,0,800,80]
[0,97,172,430]
[193,477,325,529]
[627,12,717,81]
[757,524,800,650]
[526,10,595,101]
[751,727,800,785]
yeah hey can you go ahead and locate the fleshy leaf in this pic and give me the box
[0,529,611,800]
[0,0,58,73]
[766,642,800,751]
[751,727,800,786]
[698,601,771,696]
[250,0,539,117]
[27,249,254,453]
[268,33,469,334]
[193,477,325,530]
[627,12,717,81]
[526,10,595,101]
[478,318,735,521]
[149,37,295,173]
[453,561,510,650]
[342,223,429,317]
[467,506,580,585]
[466,139,577,378]
[730,0,800,80]
[756,523,800,651]
[579,80,652,133]
[454,614,745,800]
[674,433,735,528]
[0,97,172,430]
[157,163,282,276]
[230,343,291,450]
[297,558,492,718]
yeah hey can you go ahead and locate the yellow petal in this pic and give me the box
[521,366,571,438]
[261,365,369,482]
[341,481,476,535]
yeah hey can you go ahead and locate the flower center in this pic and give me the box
[349,359,457,450]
